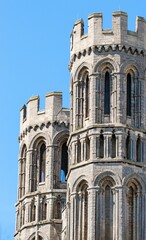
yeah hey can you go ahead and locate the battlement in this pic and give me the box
[71,11,146,54]
[20,92,70,133]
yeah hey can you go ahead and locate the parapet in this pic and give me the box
[70,11,146,55]
[20,92,70,133]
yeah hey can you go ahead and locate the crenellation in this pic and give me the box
[20,92,70,133]
[71,11,146,58]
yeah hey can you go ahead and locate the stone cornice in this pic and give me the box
[69,44,145,71]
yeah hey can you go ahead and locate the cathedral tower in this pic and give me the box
[14,93,70,240]
[15,11,146,240]
[67,12,146,240]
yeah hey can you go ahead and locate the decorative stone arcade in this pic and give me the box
[67,11,146,240]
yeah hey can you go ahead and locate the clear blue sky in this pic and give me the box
[0,0,145,239]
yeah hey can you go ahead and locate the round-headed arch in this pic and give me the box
[94,171,122,187]
[122,173,146,192]
[73,62,92,81]
[93,57,119,74]
[28,132,50,150]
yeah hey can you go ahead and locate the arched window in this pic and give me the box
[136,136,141,162]
[77,138,81,163]
[105,185,113,239]
[96,177,115,240]
[77,182,88,240]
[126,180,142,240]
[127,73,132,116]
[39,196,47,221]
[30,199,36,222]
[85,75,89,118]
[104,71,110,114]
[76,81,84,128]
[111,133,116,158]
[60,142,68,182]
[86,136,90,160]
[19,145,27,198]
[39,143,46,183]
[99,133,104,158]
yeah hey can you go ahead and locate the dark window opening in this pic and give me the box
[111,134,116,158]
[77,139,81,163]
[85,75,89,118]
[60,142,68,182]
[126,135,131,160]
[136,137,141,162]
[99,134,104,158]
[127,73,131,116]
[39,143,46,183]
[104,71,110,114]
[86,136,90,160]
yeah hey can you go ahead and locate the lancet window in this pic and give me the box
[31,140,46,192]
[104,71,110,115]
[60,141,68,182]
[19,145,27,198]
[126,180,142,240]
[76,69,89,128]
[39,196,47,221]
[76,181,88,240]
[126,73,132,117]
[96,177,115,240]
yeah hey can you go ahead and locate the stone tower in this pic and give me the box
[15,11,146,240]
[67,12,146,240]
[14,93,70,240]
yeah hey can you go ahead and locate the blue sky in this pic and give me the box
[0,0,145,239]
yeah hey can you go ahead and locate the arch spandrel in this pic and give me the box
[93,57,119,74]
[120,60,143,78]
[94,171,122,187]
[72,175,90,192]
[73,62,92,80]
[122,173,146,192]
[52,130,69,146]
[28,132,51,149]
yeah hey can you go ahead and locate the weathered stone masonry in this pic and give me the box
[15,11,146,240]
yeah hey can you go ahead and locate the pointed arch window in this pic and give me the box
[60,142,68,182]
[127,73,132,116]
[85,75,89,118]
[19,145,27,198]
[77,182,88,240]
[104,71,110,114]
[96,177,115,240]
[126,181,142,240]
[39,143,46,183]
